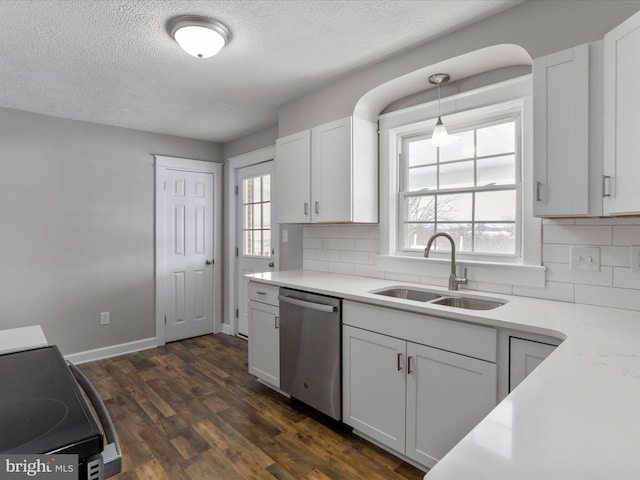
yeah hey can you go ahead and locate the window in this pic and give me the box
[242,174,271,256]
[399,110,520,258]
[377,76,544,287]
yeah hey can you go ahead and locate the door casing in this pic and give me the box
[225,145,278,335]
[154,155,222,346]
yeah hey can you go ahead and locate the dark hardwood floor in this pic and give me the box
[80,334,426,480]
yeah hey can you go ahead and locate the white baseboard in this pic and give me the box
[64,337,157,364]
[222,323,235,335]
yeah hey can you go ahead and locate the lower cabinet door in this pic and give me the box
[342,326,407,453]
[248,300,280,387]
[405,342,497,468]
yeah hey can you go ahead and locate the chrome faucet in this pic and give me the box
[424,232,468,291]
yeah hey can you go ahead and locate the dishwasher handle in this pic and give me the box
[278,294,337,313]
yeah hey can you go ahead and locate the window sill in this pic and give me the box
[377,255,546,288]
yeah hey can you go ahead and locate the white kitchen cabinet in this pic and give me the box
[343,302,497,470]
[405,342,497,467]
[275,130,311,223]
[342,326,407,453]
[603,10,640,215]
[275,116,378,224]
[533,42,603,217]
[509,337,556,392]
[248,282,280,388]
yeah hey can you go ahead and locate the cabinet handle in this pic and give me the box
[397,353,403,371]
[603,175,611,198]
[315,201,320,214]
[536,181,542,202]
[256,291,267,296]
[407,356,413,374]
[274,316,279,329]
[304,202,309,215]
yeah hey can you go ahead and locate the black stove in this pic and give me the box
[0,346,120,479]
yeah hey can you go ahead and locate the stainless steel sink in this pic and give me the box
[372,287,506,310]
[432,296,504,310]
[374,288,442,302]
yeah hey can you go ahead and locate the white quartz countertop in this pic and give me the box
[0,325,47,355]
[247,269,640,479]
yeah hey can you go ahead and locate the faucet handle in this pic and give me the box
[457,268,468,286]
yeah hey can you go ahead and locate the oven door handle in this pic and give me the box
[68,361,122,478]
[278,295,337,313]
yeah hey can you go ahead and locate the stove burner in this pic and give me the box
[0,398,68,452]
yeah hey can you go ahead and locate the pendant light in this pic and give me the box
[428,73,458,147]
[168,15,230,59]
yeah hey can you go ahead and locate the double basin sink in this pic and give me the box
[372,287,505,310]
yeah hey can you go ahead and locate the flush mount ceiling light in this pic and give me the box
[168,15,230,59]
[428,73,459,147]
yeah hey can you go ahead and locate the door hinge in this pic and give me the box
[235,185,239,195]
[235,308,239,319]
[163,180,166,191]
[235,247,239,257]
[164,315,167,325]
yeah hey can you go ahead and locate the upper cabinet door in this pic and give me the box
[312,118,353,223]
[533,43,590,217]
[312,117,378,223]
[275,130,311,223]
[275,116,378,224]
[604,10,640,215]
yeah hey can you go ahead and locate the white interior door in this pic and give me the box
[164,169,214,342]
[237,161,275,337]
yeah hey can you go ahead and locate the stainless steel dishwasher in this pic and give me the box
[278,288,342,420]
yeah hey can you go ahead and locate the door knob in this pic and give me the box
[268,261,275,268]
[205,259,213,265]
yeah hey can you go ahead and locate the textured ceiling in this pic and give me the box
[0,0,524,143]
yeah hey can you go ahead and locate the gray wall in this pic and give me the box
[0,107,222,355]
[278,0,640,136]
[223,124,278,160]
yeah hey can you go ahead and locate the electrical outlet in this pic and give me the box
[570,246,600,272]
[631,246,640,275]
[282,229,288,243]
[100,312,110,325]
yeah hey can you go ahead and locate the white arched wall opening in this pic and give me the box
[351,43,547,287]
[353,44,532,121]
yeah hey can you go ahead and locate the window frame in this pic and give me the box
[377,75,545,288]
[397,106,523,261]
[241,172,272,258]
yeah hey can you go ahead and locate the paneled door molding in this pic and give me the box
[154,155,222,346]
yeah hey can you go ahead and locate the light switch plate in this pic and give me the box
[631,246,640,274]
[570,246,600,272]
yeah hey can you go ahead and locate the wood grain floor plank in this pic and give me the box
[170,433,205,461]
[184,447,245,480]
[193,417,275,470]
[136,423,184,470]
[112,422,154,473]
[80,334,426,480]
[300,469,335,480]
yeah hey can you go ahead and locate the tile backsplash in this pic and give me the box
[302,218,640,311]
